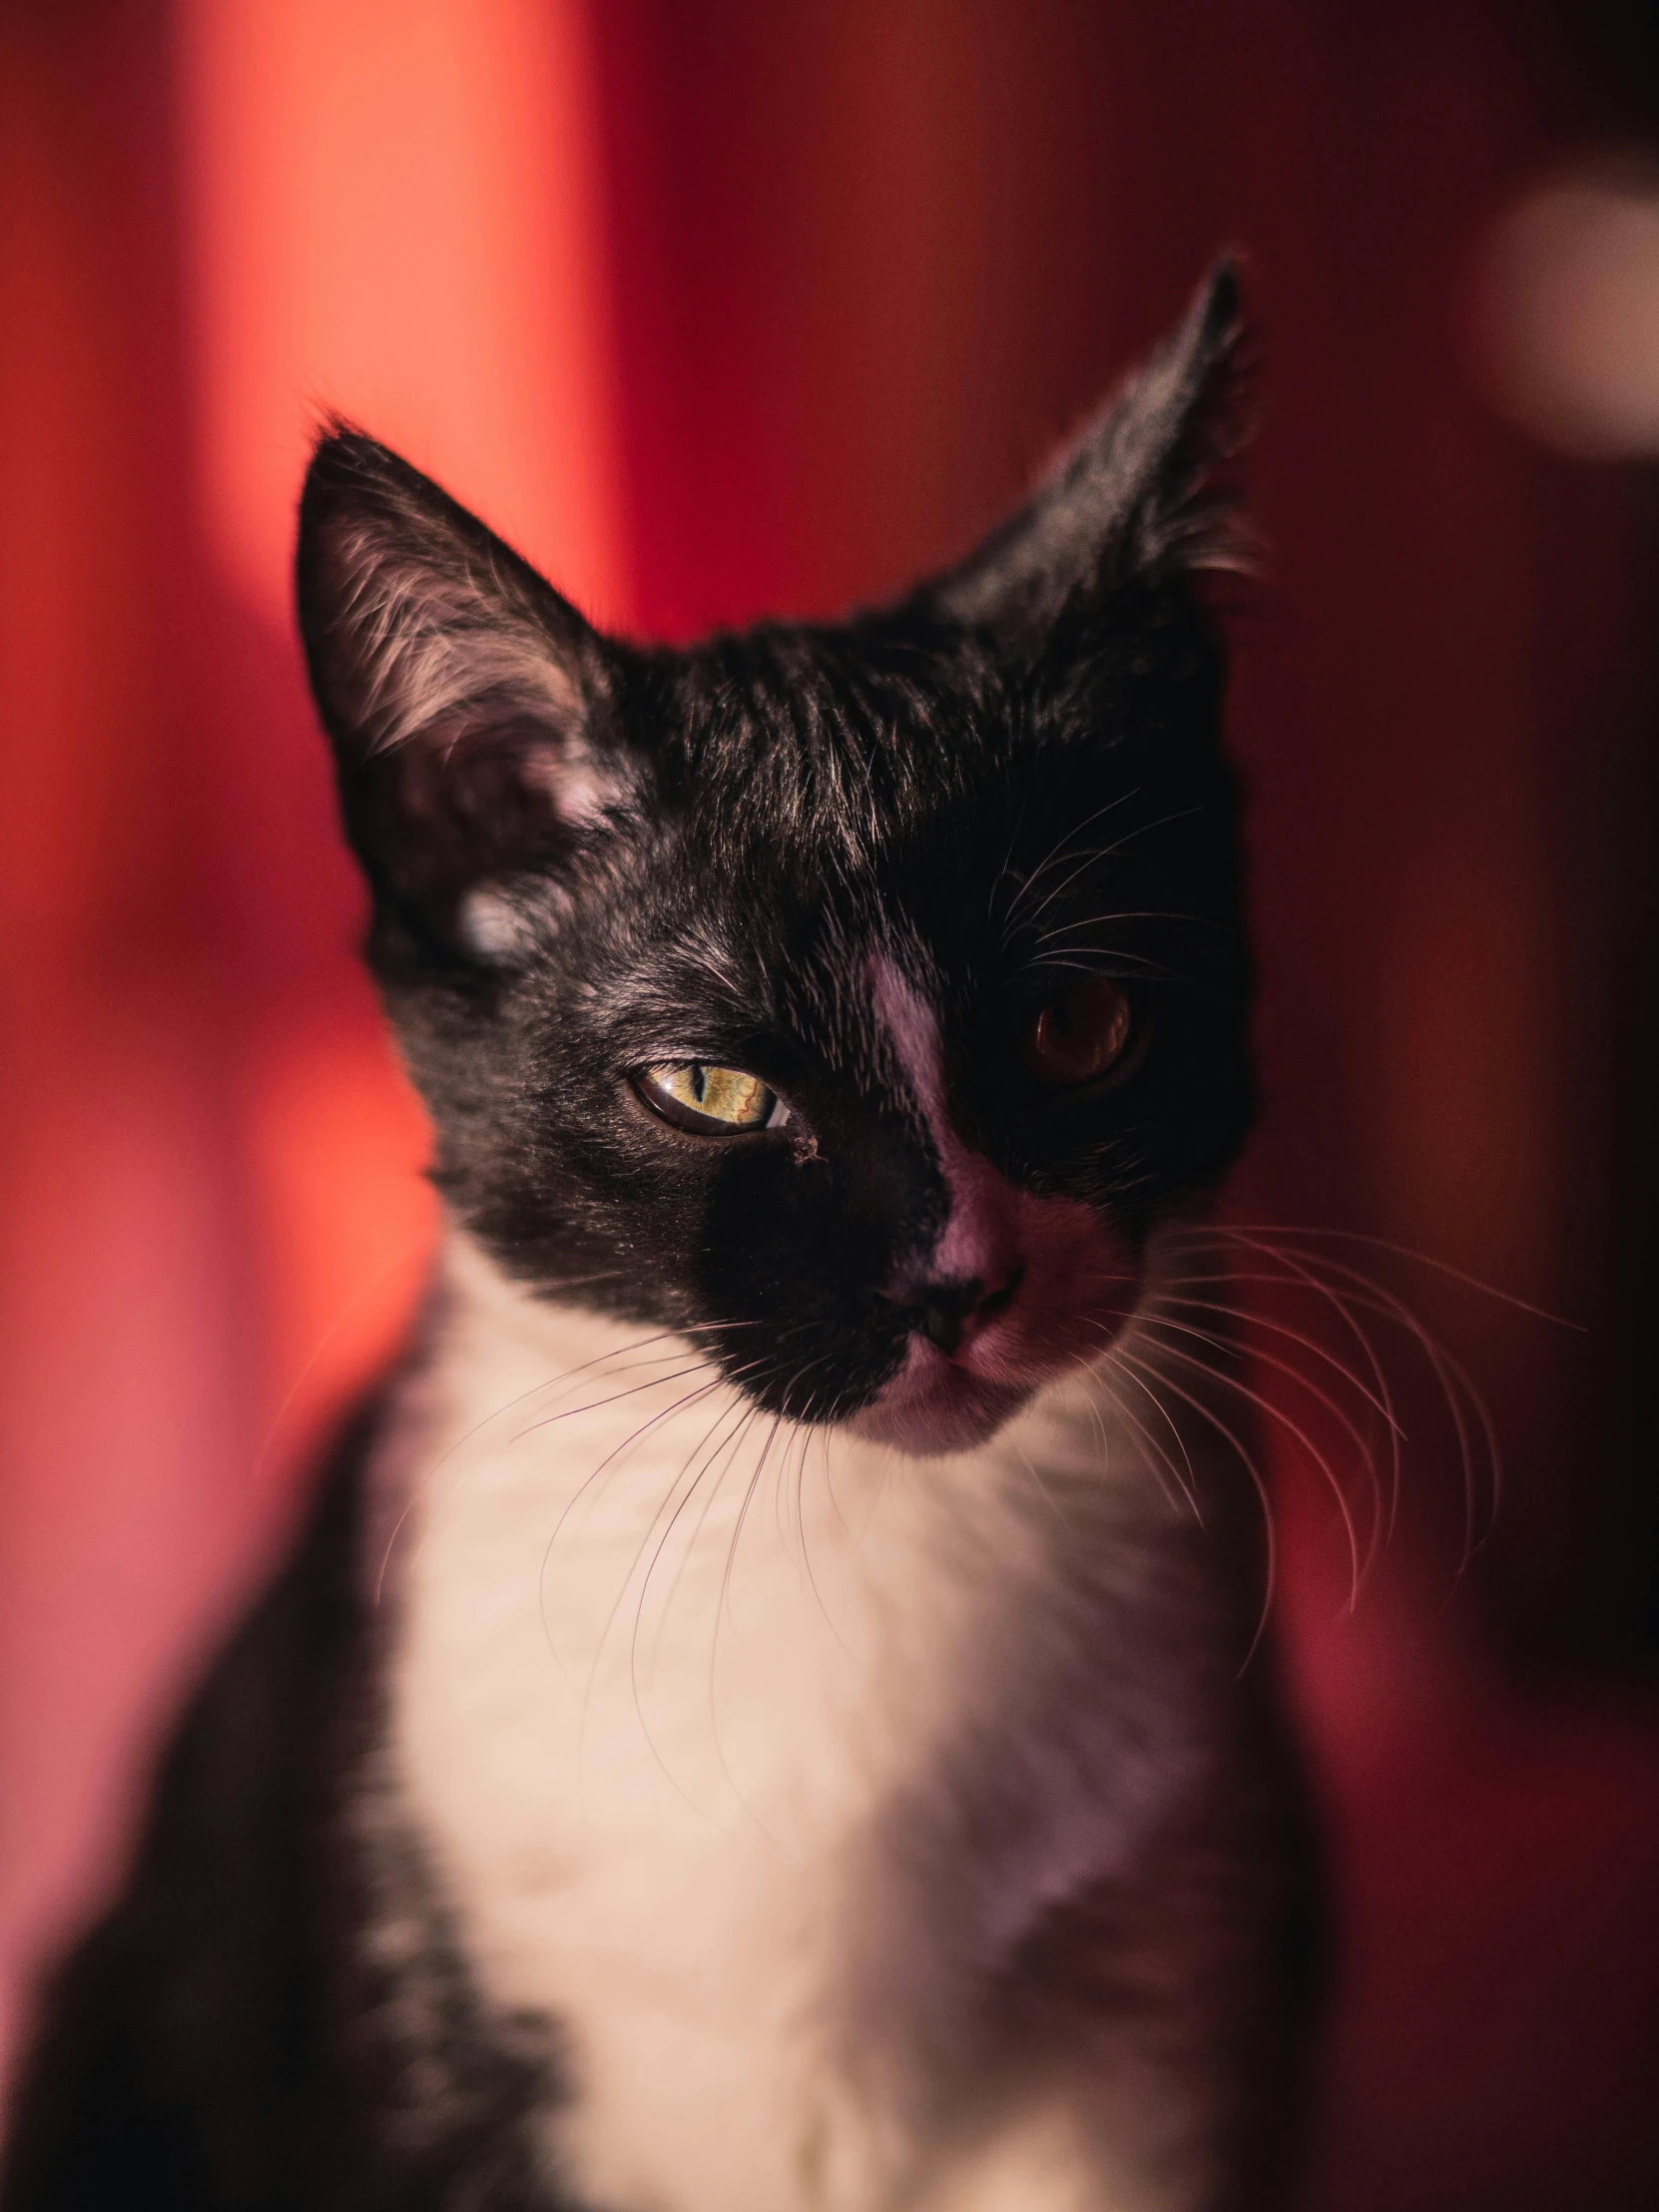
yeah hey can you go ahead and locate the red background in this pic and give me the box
[2,3,1657,2205]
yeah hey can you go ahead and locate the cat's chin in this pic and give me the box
[842,1354,1039,1457]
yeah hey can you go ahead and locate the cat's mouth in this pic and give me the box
[845,1342,1039,1455]
[846,1248,1144,1456]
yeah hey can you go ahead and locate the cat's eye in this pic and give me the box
[632,1062,790,1137]
[1021,977,1135,1086]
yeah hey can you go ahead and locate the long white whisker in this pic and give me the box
[1194,1233,1408,1577]
[1085,1363,1202,1521]
[1002,792,1145,931]
[1132,1326,1364,1609]
[1148,1290,1403,1435]
[642,1394,763,1685]
[570,1353,772,1708]
[1105,1342,1276,1667]
[378,1330,696,1603]
[1033,907,1212,946]
[544,1377,729,1688]
[514,1361,713,1445]
[1163,1223,1582,1329]
[625,1389,768,1806]
[708,1412,792,1847]
[1297,1261,1503,1571]
[1184,1232,1502,1571]
[1136,1309,1380,1591]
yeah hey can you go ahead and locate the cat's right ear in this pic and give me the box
[296,427,627,962]
[913,260,1252,652]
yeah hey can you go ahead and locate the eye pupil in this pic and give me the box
[633,1062,787,1136]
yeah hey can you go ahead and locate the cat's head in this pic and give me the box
[296,264,1255,1454]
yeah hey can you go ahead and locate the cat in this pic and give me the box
[0,262,1321,2212]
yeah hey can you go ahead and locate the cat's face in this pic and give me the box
[297,268,1254,1454]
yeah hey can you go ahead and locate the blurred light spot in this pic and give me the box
[1472,162,1659,456]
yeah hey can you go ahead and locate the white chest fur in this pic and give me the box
[376,1235,1230,2212]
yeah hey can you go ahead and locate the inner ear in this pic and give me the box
[345,713,588,952]
[295,425,631,961]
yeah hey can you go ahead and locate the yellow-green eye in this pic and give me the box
[633,1062,788,1136]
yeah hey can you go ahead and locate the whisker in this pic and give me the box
[1027,947,1183,981]
[644,1396,767,1685]
[1011,1434,1073,1526]
[1019,845,1122,930]
[569,1354,774,1700]
[1188,1233,1408,1574]
[1128,1323,1365,1608]
[1017,803,1210,935]
[708,1412,793,1846]
[542,1377,730,1686]
[1152,1271,1402,1581]
[1180,1232,1503,1570]
[548,1358,758,1579]
[1298,1260,1502,1572]
[771,1354,836,1546]
[790,1419,854,1657]
[255,1226,435,1490]
[377,1328,693,1603]
[1032,908,1213,946]
[513,1361,713,1445]
[1134,1309,1380,1591]
[1147,1290,1403,1436]
[989,794,1032,923]
[1002,792,1145,932]
[1104,1341,1276,1667]
[1163,1223,1582,1330]
[1085,1357,1203,1520]
[820,1422,856,1543]
[721,1412,786,1636]
[625,1390,768,1801]
[1087,806,1206,865]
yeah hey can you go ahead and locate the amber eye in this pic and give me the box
[633,1062,789,1136]
[1021,977,1134,1085]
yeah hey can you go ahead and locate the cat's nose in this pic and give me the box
[892,1265,1025,1357]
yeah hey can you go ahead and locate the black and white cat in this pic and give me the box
[1,265,1321,2212]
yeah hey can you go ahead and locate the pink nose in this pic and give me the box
[891,1264,1024,1357]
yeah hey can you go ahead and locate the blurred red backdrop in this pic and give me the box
[2,3,1657,2206]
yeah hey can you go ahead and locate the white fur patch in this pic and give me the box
[376,1233,1228,2212]
[456,885,540,962]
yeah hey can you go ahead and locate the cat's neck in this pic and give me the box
[383,1227,1191,1832]
[369,1229,1236,2212]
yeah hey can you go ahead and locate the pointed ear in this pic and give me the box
[918,259,1253,647]
[295,427,627,959]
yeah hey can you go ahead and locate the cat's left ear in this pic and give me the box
[915,258,1252,649]
[296,427,628,955]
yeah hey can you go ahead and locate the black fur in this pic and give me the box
[2,264,1318,2209]
[0,1395,564,2210]
[295,261,1255,1424]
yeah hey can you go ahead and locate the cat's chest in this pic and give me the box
[373,1240,1209,2212]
